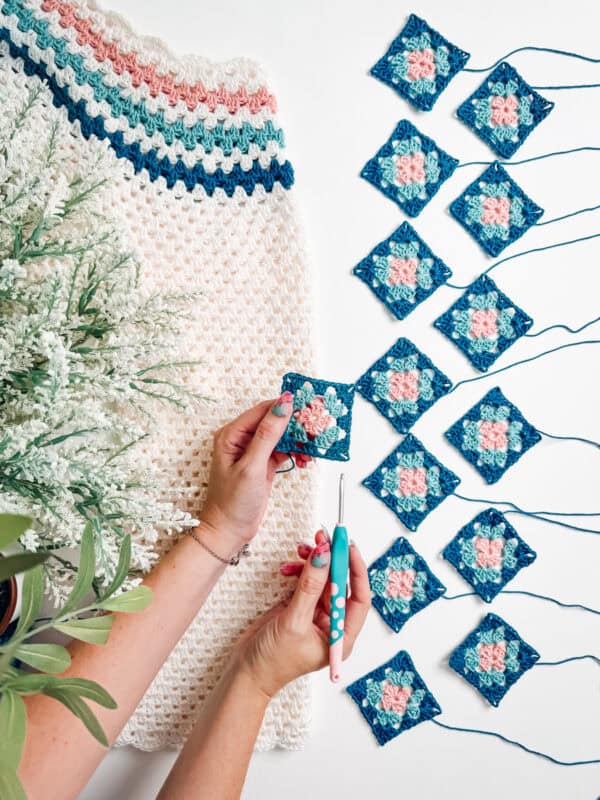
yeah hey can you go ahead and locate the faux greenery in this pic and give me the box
[0,79,200,603]
[0,514,152,799]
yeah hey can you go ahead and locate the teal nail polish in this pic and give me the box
[271,403,288,417]
[311,550,330,568]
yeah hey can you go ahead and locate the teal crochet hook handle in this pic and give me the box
[329,474,349,683]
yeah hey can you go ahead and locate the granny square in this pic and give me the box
[433,274,533,372]
[370,14,470,111]
[361,120,458,217]
[457,62,554,159]
[362,434,460,531]
[369,537,446,632]
[346,650,442,745]
[352,221,452,320]
[276,373,355,462]
[356,337,452,433]
[445,387,541,484]
[443,508,537,602]
[449,161,544,256]
[449,612,540,706]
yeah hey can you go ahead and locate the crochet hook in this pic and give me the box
[329,473,349,683]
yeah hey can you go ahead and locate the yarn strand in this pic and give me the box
[448,339,600,393]
[431,719,600,766]
[442,590,600,615]
[538,429,600,450]
[537,655,600,667]
[525,315,600,338]
[464,46,600,73]
[535,202,600,226]
[445,232,600,290]
[456,146,600,170]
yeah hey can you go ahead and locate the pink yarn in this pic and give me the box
[474,536,504,568]
[381,683,413,714]
[470,308,498,340]
[406,48,436,82]
[398,467,428,498]
[479,420,509,451]
[481,196,510,226]
[396,151,426,185]
[294,397,333,439]
[386,568,416,599]
[478,641,507,672]
[490,94,519,127]
[41,0,277,113]
[388,370,420,401]
[388,257,418,286]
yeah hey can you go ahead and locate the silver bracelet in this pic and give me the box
[188,527,250,566]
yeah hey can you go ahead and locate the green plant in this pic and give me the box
[0,519,151,799]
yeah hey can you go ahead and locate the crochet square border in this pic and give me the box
[457,62,554,159]
[356,337,452,433]
[369,537,446,632]
[276,373,355,462]
[370,14,470,111]
[445,387,541,484]
[433,273,533,372]
[346,650,442,745]
[449,612,540,706]
[443,508,537,602]
[449,161,544,256]
[361,120,458,217]
[352,221,452,320]
[362,433,460,531]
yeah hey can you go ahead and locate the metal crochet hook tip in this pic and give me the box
[338,473,345,526]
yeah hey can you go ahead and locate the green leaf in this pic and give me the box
[44,678,117,709]
[98,585,152,613]
[14,565,43,637]
[43,689,109,747]
[0,552,48,583]
[13,643,71,674]
[0,764,26,800]
[0,515,32,550]
[2,672,50,695]
[59,522,95,617]
[53,614,114,645]
[0,691,26,769]
[99,534,131,601]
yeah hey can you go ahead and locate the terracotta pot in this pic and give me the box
[0,575,18,637]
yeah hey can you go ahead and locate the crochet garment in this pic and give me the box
[0,0,316,750]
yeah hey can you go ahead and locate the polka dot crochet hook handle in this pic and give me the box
[329,524,349,683]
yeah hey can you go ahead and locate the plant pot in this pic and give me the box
[0,570,22,638]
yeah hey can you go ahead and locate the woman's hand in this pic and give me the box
[198,395,312,556]
[232,530,370,698]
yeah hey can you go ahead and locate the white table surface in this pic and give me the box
[81,1,600,797]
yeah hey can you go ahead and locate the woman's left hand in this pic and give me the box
[199,395,312,556]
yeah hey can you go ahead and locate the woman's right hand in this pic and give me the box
[231,530,370,698]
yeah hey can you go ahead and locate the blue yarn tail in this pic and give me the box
[464,46,600,73]
[538,429,600,450]
[442,589,600,615]
[537,654,600,667]
[431,719,600,766]
[525,315,600,338]
[535,202,600,226]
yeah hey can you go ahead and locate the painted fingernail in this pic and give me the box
[297,543,312,559]
[271,391,293,417]
[280,562,301,576]
[311,543,330,568]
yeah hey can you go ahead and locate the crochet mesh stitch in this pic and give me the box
[346,650,442,745]
[362,434,460,531]
[445,387,541,484]
[361,119,458,217]
[443,508,537,602]
[449,612,540,706]
[450,162,544,256]
[356,337,452,433]
[276,373,355,462]
[433,274,533,372]
[369,537,446,632]
[1,0,318,751]
[370,14,470,111]
[352,221,452,320]
[457,62,554,159]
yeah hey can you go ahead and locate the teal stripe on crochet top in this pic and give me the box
[1,0,285,155]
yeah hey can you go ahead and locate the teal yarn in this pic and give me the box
[442,590,600,616]
[431,720,600,767]
[464,45,600,73]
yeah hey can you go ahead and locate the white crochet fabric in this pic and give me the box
[0,0,316,751]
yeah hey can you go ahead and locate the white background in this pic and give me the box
[82,1,600,798]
